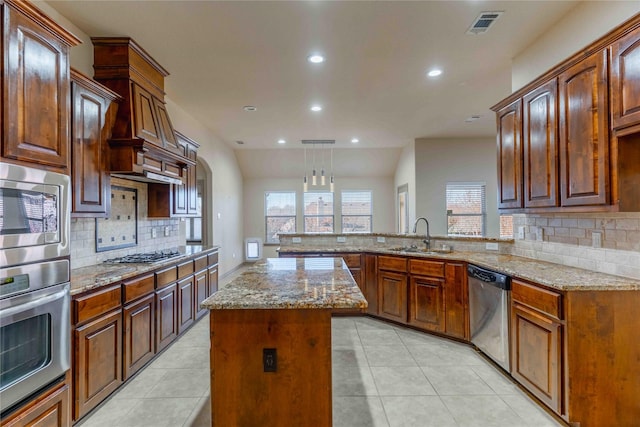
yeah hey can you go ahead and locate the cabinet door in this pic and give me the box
[3,4,71,171]
[378,271,407,323]
[511,303,562,414]
[523,79,559,208]
[132,83,162,146]
[123,294,155,380]
[156,284,178,352]
[610,26,640,130]
[74,309,122,420]
[408,275,444,332]
[178,275,195,334]
[173,169,188,215]
[444,262,468,340]
[195,270,208,319]
[559,50,609,206]
[497,99,523,209]
[364,255,378,315]
[71,79,110,216]
[208,266,219,296]
[1,382,69,427]
[186,146,199,215]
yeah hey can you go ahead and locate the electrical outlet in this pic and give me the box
[151,228,157,238]
[485,242,499,251]
[517,226,526,240]
[377,236,386,243]
[164,226,170,237]
[592,231,602,248]
[337,236,346,243]
[292,237,302,243]
[263,348,277,372]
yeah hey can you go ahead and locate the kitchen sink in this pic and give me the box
[388,246,452,255]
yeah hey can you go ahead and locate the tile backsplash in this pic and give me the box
[512,212,640,279]
[70,178,183,269]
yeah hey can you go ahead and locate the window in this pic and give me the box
[341,190,372,233]
[303,192,333,233]
[265,192,296,243]
[446,183,486,236]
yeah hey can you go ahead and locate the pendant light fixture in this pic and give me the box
[302,140,335,192]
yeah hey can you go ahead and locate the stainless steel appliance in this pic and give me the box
[103,249,182,264]
[468,264,511,371]
[0,163,70,266]
[0,260,71,414]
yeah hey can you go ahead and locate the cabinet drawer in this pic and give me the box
[177,260,194,279]
[512,279,562,319]
[123,273,154,304]
[155,266,177,289]
[208,251,219,266]
[409,259,445,277]
[378,256,407,273]
[336,254,362,269]
[194,254,208,272]
[73,285,122,325]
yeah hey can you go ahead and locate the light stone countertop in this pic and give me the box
[201,257,368,310]
[70,245,219,295]
[278,246,640,291]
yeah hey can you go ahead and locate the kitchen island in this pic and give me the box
[201,257,367,427]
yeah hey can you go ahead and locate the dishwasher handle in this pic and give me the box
[467,264,511,290]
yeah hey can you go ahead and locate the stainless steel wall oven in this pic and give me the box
[0,163,71,416]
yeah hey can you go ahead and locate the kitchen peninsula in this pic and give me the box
[201,257,367,427]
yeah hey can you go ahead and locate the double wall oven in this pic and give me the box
[0,163,71,416]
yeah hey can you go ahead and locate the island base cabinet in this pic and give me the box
[210,309,332,427]
[1,382,70,427]
[510,303,562,414]
[73,309,123,421]
[123,294,156,380]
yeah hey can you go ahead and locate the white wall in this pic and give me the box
[244,176,395,258]
[393,140,416,233]
[415,138,498,237]
[39,1,245,276]
[512,1,640,91]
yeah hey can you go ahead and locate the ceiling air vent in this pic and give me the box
[467,11,503,35]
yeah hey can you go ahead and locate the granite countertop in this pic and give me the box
[201,257,368,310]
[70,245,219,296]
[278,245,640,291]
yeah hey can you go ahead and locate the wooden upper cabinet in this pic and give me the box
[610,26,640,130]
[558,50,609,207]
[173,131,200,216]
[497,100,523,209]
[523,79,559,208]
[2,0,80,172]
[71,69,121,217]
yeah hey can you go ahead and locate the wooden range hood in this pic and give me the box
[92,37,194,185]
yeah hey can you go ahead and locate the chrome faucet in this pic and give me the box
[413,217,430,251]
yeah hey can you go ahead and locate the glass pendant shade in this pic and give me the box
[321,169,326,186]
[330,175,335,192]
[312,169,317,186]
[303,175,308,192]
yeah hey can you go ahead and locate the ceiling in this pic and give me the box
[47,0,579,150]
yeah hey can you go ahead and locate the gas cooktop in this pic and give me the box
[103,250,182,264]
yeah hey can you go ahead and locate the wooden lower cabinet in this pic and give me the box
[73,309,122,421]
[123,294,156,380]
[511,302,562,414]
[364,254,378,315]
[408,275,444,332]
[378,270,408,323]
[1,382,70,427]
[195,269,208,319]
[444,262,468,339]
[156,284,179,353]
[208,265,219,295]
[178,275,195,334]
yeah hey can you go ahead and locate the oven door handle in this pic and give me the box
[0,286,68,319]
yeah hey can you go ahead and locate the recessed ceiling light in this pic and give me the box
[427,69,442,77]
[277,139,286,144]
[310,105,322,112]
[308,54,325,63]
[464,115,482,123]
[243,105,257,112]
[351,138,359,143]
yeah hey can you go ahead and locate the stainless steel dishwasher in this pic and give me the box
[468,264,511,371]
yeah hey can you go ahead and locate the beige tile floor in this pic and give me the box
[78,268,563,427]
